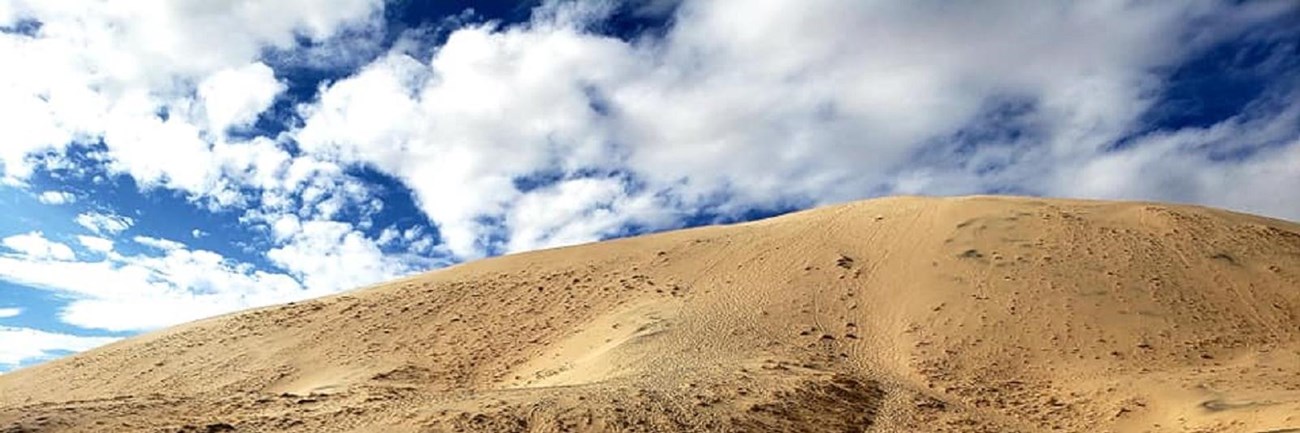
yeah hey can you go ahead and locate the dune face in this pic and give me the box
[2,196,1300,433]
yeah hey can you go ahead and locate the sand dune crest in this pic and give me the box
[2,195,1299,432]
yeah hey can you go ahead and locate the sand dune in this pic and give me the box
[3,195,1299,432]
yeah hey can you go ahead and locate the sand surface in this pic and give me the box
[2,195,1299,432]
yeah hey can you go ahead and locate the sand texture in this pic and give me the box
[2,195,1299,432]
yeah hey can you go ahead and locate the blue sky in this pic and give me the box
[1,0,1298,371]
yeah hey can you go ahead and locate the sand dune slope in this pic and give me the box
[3,196,1300,432]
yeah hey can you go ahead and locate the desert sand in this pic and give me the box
[2,195,1299,432]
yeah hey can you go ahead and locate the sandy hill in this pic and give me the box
[2,195,1299,433]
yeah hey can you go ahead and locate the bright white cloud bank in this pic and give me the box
[3,0,1296,260]
[295,0,1300,258]
[3,0,1297,256]
[0,0,1298,366]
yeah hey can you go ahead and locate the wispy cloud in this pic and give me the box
[133,236,186,251]
[0,233,304,331]
[0,210,426,332]
[76,235,114,254]
[74,212,135,235]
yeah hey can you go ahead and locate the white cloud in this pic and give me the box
[0,205,425,332]
[191,229,208,238]
[1056,113,1300,219]
[198,62,285,134]
[0,308,21,319]
[0,238,308,331]
[376,226,401,246]
[1,0,383,86]
[5,0,1291,267]
[99,94,220,194]
[0,214,343,331]
[133,236,186,251]
[0,0,382,195]
[290,0,1300,259]
[0,326,119,370]
[295,23,636,257]
[75,211,134,235]
[506,177,674,253]
[265,218,418,294]
[2,231,75,261]
[36,190,76,205]
[76,235,114,254]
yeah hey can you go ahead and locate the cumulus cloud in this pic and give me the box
[0,0,382,196]
[505,177,675,253]
[0,308,21,319]
[290,0,1300,260]
[197,62,286,134]
[264,216,422,293]
[294,24,636,257]
[36,190,76,205]
[0,326,119,370]
[6,0,1298,263]
[74,211,134,235]
[2,231,76,261]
